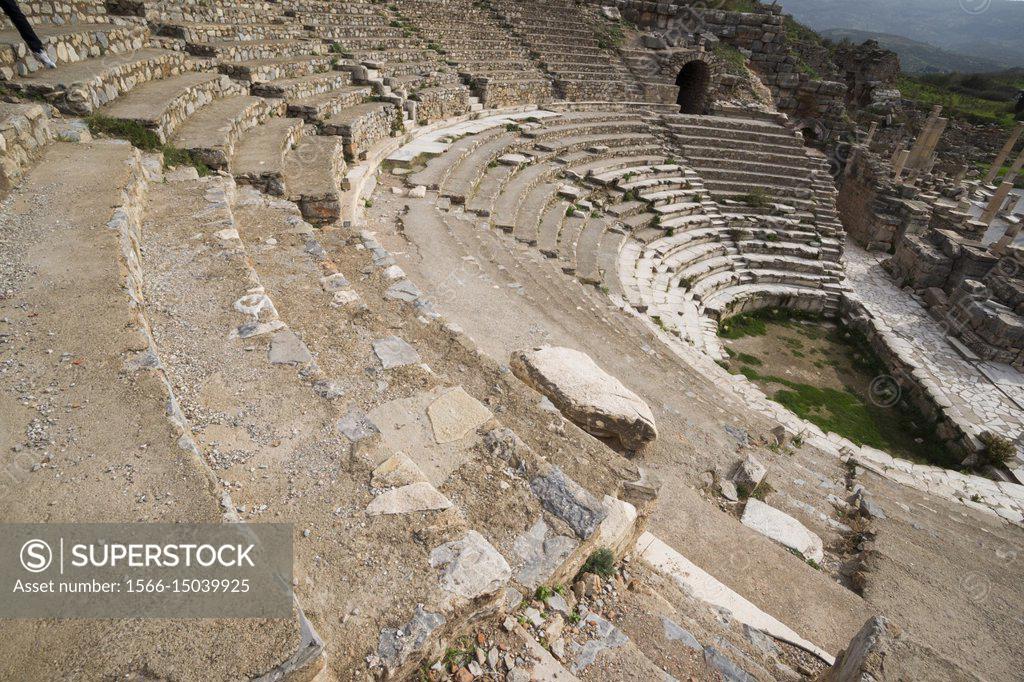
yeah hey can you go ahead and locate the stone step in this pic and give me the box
[0,22,147,79]
[6,47,191,115]
[156,20,305,43]
[283,134,346,224]
[575,217,616,285]
[187,39,329,62]
[319,101,397,160]
[441,130,518,202]
[171,95,284,169]
[251,70,353,100]
[97,71,246,142]
[494,162,559,231]
[0,139,315,679]
[230,115,306,194]
[287,85,374,123]
[513,181,559,245]
[536,198,571,257]
[219,55,335,84]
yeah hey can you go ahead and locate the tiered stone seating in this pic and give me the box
[0,7,147,79]
[493,0,641,102]
[290,0,473,124]
[398,0,553,108]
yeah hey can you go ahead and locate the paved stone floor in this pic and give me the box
[844,245,1024,477]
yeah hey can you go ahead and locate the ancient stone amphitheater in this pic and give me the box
[1,0,1023,680]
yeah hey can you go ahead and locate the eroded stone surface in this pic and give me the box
[530,467,608,540]
[430,530,512,601]
[427,387,494,444]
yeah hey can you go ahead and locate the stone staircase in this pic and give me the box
[396,0,555,109]
[492,0,643,102]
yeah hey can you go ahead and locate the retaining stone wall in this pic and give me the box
[0,103,52,193]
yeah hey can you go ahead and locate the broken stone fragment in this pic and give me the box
[510,346,657,451]
[268,330,312,365]
[373,336,421,369]
[732,453,767,490]
[365,481,452,515]
[529,466,608,539]
[370,452,427,488]
[336,407,381,443]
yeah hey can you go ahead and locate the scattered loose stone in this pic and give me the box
[365,481,452,516]
[268,330,312,365]
[373,336,421,369]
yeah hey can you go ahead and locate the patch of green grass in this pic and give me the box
[534,585,553,602]
[717,308,821,340]
[712,42,748,76]
[739,364,955,467]
[87,115,210,175]
[898,74,1020,128]
[734,351,762,366]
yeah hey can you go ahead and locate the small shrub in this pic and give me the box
[978,433,1016,467]
[578,548,615,579]
[534,585,552,602]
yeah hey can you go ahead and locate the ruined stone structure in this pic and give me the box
[2,1,1023,681]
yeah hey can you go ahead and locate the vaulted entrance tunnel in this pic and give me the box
[676,60,711,114]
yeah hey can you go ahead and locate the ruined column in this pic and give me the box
[993,222,1022,255]
[864,121,878,146]
[1007,146,1024,178]
[907,116,947,175]
[984,121,1024,185]
[905,106,942,171]
[893,149,910,178]
[981,180,1016,225]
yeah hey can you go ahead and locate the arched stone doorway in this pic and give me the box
[675,60,711,114]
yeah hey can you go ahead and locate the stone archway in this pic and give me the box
[675,60,711,114]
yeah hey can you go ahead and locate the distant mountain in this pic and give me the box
[778,0,1024,69]
[819,28,1007,74]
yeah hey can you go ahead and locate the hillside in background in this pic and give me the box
[819,28,1006,74]
[779,0,1024,69]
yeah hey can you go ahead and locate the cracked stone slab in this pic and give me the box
[365,481,452,516]
[513,519,578,589]
[268,330,312,365]
[385,279,422,302]
[530,466,607,539]
[570,613,629,672]
[373,336,421,369]
[740,499,824,564]
[430,530,511,601]
[427,387,493,444]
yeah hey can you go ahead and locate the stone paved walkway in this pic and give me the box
[844,246,1024,477]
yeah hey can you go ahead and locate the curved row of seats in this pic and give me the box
[403,108,845,359]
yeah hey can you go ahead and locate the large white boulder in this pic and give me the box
[741,499,824,564]
[510,346,657,451]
